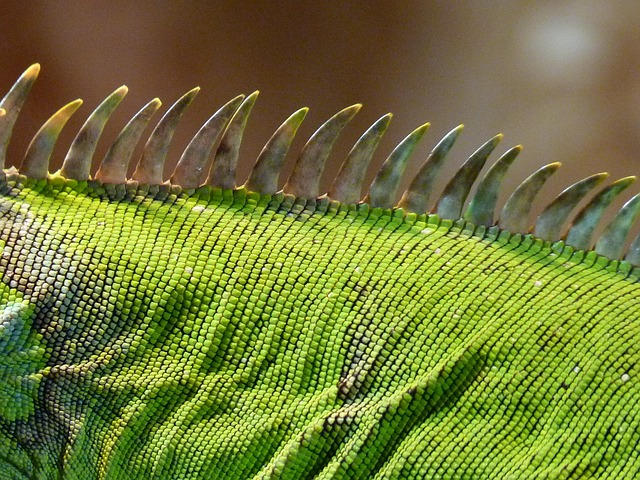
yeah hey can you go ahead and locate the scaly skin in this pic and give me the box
[0,175,638,479]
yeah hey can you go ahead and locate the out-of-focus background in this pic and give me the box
[2,1,640,228]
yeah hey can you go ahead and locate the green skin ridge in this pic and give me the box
[0,174,638,479]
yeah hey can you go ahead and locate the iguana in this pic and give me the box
[0,64,638,480]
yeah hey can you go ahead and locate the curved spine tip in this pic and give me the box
[204,91,259,189]
[25,63,41,77]
[328,112,393,204]
[498,162,561,234]
[171,93,246,189]
[59,86,128,181]
[246,107,309,195]
[566,176,636,251]
[464,144,522,226]
[21,99,83,179]
[533,172,608,242]
[435,133,502,220]
[132,87,200,185]
[397,124,463,213]
[0,64,42,170]
[366,121,430,209]
[95,97,163,184]
[283,104,361,198]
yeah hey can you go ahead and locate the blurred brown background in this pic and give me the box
[2,1,640,229]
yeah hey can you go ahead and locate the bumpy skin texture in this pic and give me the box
[0,175,638,479]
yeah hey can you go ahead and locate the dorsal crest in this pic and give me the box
[1,64,639,266]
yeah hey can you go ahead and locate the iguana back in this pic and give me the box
[0,65,638,479]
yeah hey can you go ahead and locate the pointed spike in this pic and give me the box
[498,162,561,234]
[170,94,245,188]
[595,193,640,260]
[20,99,83,179]
[327,113,392,204]
[565,177,635,251]
[0,64,40,170]
[283,104,361,198]
[205,91,258,189]
[464,145,521,226]
[397,125,463,214]
[365,122,430,209]
[95,98,162,184]
[245,108,308,195]
[132,87,199,184]
[533,172,609,241]
[59,86,128,180]
[436,133,503,220]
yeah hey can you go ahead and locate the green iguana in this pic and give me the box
[0,64,638,479]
